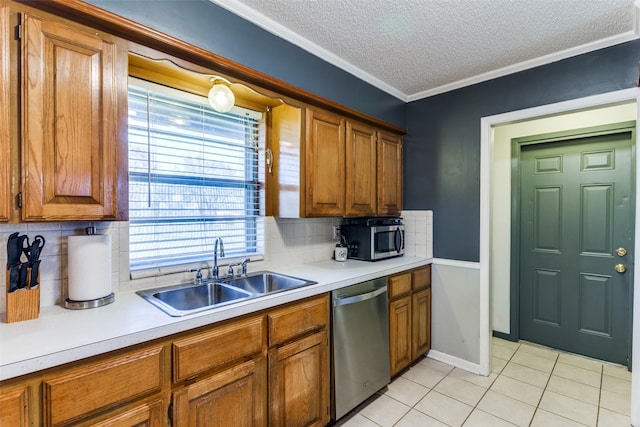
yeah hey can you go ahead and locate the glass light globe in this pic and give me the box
[208,83,235,113]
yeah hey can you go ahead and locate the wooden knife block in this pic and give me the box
[5,268,40,323]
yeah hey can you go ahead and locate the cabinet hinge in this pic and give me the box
[16,192,22,209]
[15,24,21,40]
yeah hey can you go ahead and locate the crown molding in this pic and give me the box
[211,0,640,104]
[209,0,407,101]
[407,31,640,102]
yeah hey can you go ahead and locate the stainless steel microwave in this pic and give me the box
[340,217,404,261]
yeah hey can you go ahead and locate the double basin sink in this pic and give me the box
[137,271,316,317]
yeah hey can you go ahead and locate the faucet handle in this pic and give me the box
[190,268,203,285]
[240,258,250,275]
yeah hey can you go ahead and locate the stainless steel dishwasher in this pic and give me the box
[331,277,390,420]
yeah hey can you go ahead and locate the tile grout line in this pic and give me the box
[595,365,603,427]
[527,350,559,427]
[455,341,522,426]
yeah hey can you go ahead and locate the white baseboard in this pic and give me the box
[427,350,482,375]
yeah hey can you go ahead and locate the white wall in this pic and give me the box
[0,211,432,313]
[491,102,638,334]
[430,260,481,370]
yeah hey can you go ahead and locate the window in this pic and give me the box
[127,78,263,272]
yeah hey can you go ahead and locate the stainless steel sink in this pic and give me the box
[222,271,316,295]
[137,271,316,317]
[137,282,252,317]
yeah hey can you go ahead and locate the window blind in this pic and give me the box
[128,78,264,271]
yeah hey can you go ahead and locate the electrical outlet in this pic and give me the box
[333,226,340,240]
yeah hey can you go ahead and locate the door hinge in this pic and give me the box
[15,24,21,40]
[16,192,22,209]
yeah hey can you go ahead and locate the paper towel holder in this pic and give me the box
[64,227,115,310]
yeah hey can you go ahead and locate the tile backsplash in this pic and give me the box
[0,210,432,313]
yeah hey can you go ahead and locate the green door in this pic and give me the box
[517,123,635,365]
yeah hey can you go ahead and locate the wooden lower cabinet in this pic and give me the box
[0,383,29,427]
[388,266,432,377]
[268,330,329,427]
[43,346,165,426]
[0,292,333,427]
[389,296,412,377]
[412,288,432,361]
[173,358,266,427]
[91,400,165,427]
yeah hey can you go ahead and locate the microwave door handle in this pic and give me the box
[394,228,402,252]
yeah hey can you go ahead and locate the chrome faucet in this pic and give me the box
[212,237,225,279]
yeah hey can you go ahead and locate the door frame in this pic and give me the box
[510,121,636,366]
[479,87,640,426]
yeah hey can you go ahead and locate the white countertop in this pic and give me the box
[0,257,431,381]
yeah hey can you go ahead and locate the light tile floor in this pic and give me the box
[336,338,632,427]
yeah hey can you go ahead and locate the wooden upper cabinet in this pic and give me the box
[1,5,11,222]
[345,121,377,216]
[304,109,345,216]
[21,13,127,221]
[377,131,403,215]
[267,104,403,218]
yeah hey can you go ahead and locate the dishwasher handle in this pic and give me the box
[333,286,387,307]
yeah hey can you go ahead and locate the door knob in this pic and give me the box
[616,247,627,257]
[615,264,626,273]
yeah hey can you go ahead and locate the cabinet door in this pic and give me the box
[377,131,403,215]
[22,14,126,220]
[304,109,345,216]
[389,295,412,377]
[91,400,164,427]
[173,358,266,427]
[0,384,29,427]
[0,5,10,222]
[412,288,431,361]
[268,330,329,427]
[345,121,377,216]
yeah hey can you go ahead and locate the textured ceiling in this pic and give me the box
[212,0,639,101]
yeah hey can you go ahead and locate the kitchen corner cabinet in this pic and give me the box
[267,104,403,218]
[388,265,431,377]
[20,12,127,221]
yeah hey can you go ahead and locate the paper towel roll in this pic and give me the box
[68,234,112,301]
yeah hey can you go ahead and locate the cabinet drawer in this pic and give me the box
[43,346,164,427]
[173,315,264,382]
[388,272,411,299]
[91,400,164,427]
[412,266,431,291]
[268,294,329,347]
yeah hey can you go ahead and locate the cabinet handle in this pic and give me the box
[266,148,273,174]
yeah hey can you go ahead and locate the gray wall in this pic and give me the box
[85,0,405,127]
[87,0,639,262]
[405,40,640,262]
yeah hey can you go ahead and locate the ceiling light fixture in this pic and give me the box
[208,77,235,113]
